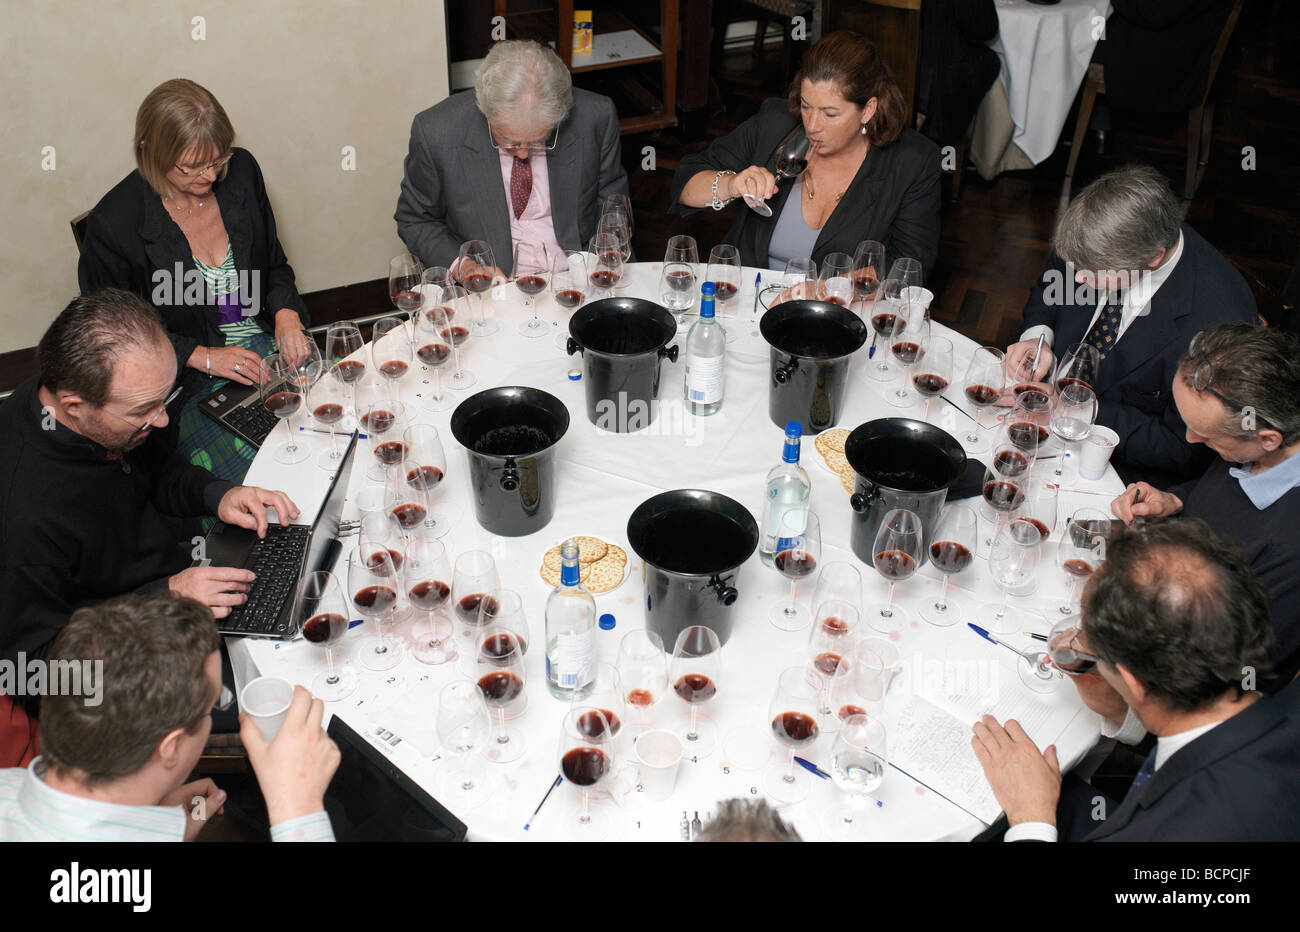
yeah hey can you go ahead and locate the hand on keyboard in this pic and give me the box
[169,566,255,619]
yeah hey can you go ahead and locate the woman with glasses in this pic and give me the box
[78,78,310,483]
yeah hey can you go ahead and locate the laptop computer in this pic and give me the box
[323,716,468,842]
[199,432,357,638]
[196,379,285,449]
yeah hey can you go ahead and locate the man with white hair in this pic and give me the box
[395,40,628,275]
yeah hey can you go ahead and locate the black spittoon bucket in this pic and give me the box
[760,299,868,434]
[626,490,758,650]
[567,297,679,432]
[844,418,966,568]
[450,386,569,537]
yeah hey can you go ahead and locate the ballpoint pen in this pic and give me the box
[523,774,562,831]
[968,622,1041,665]
[752,272,762,315]
[793,755,830,779]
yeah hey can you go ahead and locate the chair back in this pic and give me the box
[1198,0,1244,108]
[824,0,924,117]
[70,211,89,253]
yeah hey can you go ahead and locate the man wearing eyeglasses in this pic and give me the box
[395,39,628,276]
[1108,324,1300,684]
[0,290,299,729]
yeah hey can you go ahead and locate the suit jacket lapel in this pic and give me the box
[814,148,885,259]
[462,117,514,271]
[547,116,581,251]
[1097,294,1184,394]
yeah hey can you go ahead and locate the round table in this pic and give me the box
[237,262,1121,841]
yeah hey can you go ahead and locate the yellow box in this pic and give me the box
[573,10,593,54]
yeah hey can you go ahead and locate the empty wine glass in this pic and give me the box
[389,253,424,315]
[452,550,500,638]
[959,346,1006,453]
[307,368,348,471]
[558,707,616,840]
[1058,509,1110,614]
[818,252,854,307]
[348,544,405,671]
[911,333,954,421]
[670,625,722,760]
[851,240,886,310]
[456,239,499,336]
[886,257,924,289]
[294,571,357,702]
[588,232,624,297]
[1050,382,1098,480]
[436,681,491,808]
[764,666,822,805]
[475,633,526,763]
[782,256,817,292]
[259,353,308,465]
[325,321,366,387]
[617,629,668,731]
[825,713,887,838]
[865,278,904,381]
[921,503,977,626]
[744,124,810,216]
[514,240,551,338]
[811,561,863,619]
[769,508,822,631]
[977,517,1044,635]
[406,536,456,665]
[866,508,923,634]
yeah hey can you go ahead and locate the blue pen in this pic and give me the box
[299,426,368,440]
[793,756,830,779]
[524,774,563,831]
[968,623,1039,664]
[751,272,762,315]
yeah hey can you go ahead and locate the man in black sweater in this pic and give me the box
[0,290,299,699]
[1110,324,1300,684]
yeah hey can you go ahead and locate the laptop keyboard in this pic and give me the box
[219,524,312,636]
[223,401,280,448]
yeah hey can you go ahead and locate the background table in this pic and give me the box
[235,262,1120,841]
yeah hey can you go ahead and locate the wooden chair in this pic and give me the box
[741,0,816,76]
[70,211,89,253]
[1063,0,1244,203]
[823,0,924,118]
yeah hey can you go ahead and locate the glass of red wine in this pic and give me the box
[769,508,822,631]
[744,124,810,217]
[617,629,668,732]
[1007,339,1054,403]
[959,346,1005,453]
[514,240,551,338]
[886,257,924,290]
[865,278,904,381]
[294,571,357,702]
[1057,509,1109,614]
[572,663,626,747]
[981,426,1034,546]
[431,286,475,391]
[371,316,413,387]
[1054,342,1100,396]
[259,353,308,465]
[851,240,886,311]
[1046,615,1100,675]
[456,239,499,337]
[1049,382,1098,481]
[413,288,454,413]
[817,251,855,307]
[670,625,722,760]
[452,550,501,640]
[707,244,741,342]
[459,586,529,678]
[976,517,1043,635]
[405,536,456,665]
[558,706,616,840]
[348,544,406,672]
[866,508,923,634]
[475,632,526,763]
[764,665,822,805]
[1018,479,1059,543]
[921,503,977,627]
[325,321,365,388]
[807,599,861,720]
[384,461,428,537]
[887,303,929,409]
[551,249,589,349]
[307,368,349,472]
[403,424,457,537]
[587,232,625,298]
[1008,388,1051,461]
[911,332,953,422]
[811,561,863,621]
[389,253,424,316]
[436,680,492,808]
[360,400,407,483]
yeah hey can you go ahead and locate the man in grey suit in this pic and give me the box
[395,39,628,276]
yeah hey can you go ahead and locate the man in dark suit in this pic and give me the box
[971,520,1300,842]
[1006,165,1258,487]
[395,39,628,276]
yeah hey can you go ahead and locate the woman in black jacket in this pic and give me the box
[78,78,310,481]
[671,32,940,274]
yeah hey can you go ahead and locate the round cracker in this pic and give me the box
[839,467,856,494]
[814,427,850,455]
[570,535,609,564]
[585,554,627,594]
[540,559,593,588]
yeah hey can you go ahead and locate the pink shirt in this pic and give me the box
[497,150,565,272]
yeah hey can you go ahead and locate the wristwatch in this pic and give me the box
[710,170,736,211]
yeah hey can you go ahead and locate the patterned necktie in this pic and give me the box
[1083,292,1124,361]
[510,156,532,220]
[1122,746,1158,802]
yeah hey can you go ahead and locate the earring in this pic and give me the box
[860,123,868,136]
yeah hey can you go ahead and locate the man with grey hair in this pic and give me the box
[1006,165,1257,486]
[395,40,628,275]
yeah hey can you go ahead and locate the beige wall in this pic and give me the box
[0,0,449,353]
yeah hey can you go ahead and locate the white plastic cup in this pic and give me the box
[901,286,934,314]
[1078,425,1120,480]
[240,676,295,742]
[633,729,684,801]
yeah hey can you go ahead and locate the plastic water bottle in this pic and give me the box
[684,282,724,416]
[545,539,596,699]
[758,421,812,566]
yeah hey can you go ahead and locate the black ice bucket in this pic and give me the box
[450,386,569,537]
[567,297,678,432]
[843,418,967,568]
[760,299,868,434]
[626,490,759,649]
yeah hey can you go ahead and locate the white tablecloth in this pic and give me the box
[236,263,1119,841]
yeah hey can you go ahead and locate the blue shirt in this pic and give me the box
[1227,447,1300,510]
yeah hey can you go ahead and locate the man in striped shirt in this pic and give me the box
[0,593,337,841]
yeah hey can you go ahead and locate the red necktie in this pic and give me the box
[510,157,533,220]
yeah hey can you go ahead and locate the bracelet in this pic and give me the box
[710,170,736,211]
[206,348,211,378]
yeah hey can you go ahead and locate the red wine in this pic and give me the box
[462,272,492,294]
[332,359,365,383]
[577,708,622,738]
[417,343,450,366]
[1062,558,1094,578]
[930,541,973,574]
[391,503,427,529]
[313,403,344,424]
[771,710,819,747]
[408,579,450,611]
[871,313,899,335]
[392,289,420,308]
[994,449,1031,476]
[374,440,407,465]
[406,465,443,490]
[775,549,817,579]
[477,670,523,705]
[813,652,842,675]
[555,289,584,308]
[590,269,618,289]
[874,549,917,581]
[516,274,547,295]
[852,269,879,297]
[626,688,655,707]
[424,306,455,324]
[1008,422,1045,451]
[1017,389,1051,411]
[439,325,469,345]
[825,295,849,306]
[891,341,920,364]
[821,616,852,637]
[364,549,403,575]
[457,593,495,625]
[665,269,693,292]
[353,585,396,613]
[913,373,949,396]
[303,612,343,644]
[674,673,717,704]
[965,384,1000,406]
[775,154,808,175]
[1057,377,1092,394]
[480,631,523,661]
[561,746,609,787]
[839,704,868,721]
[264,391,301,417]
[1023,518,1051,539]
[983,480,1022,511]
[379,360,409,380]
[713,281,738,302]
[359,409,394,433]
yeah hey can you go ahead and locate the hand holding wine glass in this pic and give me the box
[744,125,810,217]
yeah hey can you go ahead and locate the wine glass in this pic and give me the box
[557,707,616,840]
[886,257,924,289]
[977,517,1043,635]
[1019,479,1060,543]
[598,202,633,258]
[1008,388,1051,462]
[707,244,741,342]
[436,681,492,808]
[325,322,365,387]
[307,368,349,471]
[389,253,424,315]
[911,333,954,421]
[887,304,929,409]
[413,288,454,413]
[588,232,625,297]
[1057,509,1109,614]
[980,462,1026,551]
[406,536,456,665]
[866,508,923,634]
[601,193,634,233]
[921,503,977,626]
[782,257,817,291]
[808,600,861,720]
[669,625,722,760]
[1046,615,1100,676]
[475,632,526,763]
[830,646,889,724]
[664,234,699,269]
[1008,338,1053,400]
[371,316,413,385]
[659,260,697,316]
[514,240,551,338]
[456,239,499,336]
[294,571,357,702]
[825,713,887,838]
[769,508,822,631]
[617,629,668,732]
[818,252,855,307]
[744,124,810,216]
[1050,382,1098,480]
[1054,342,1101,395]
[851,240,886,310]
[404,424,457,536]
[575,663,626,745]
[431,286,475,391]
[420,265,450,304]
[348,544,405,671]
[959,346,1005,453]
[764,665,822,805]
[551,250,589,350]
[360,400,407,483]
[384,456,428,534]
[259,353,308,465]
[865,278,903,381]
[478,588,529,656]
[811,561,863,619]
[452,550,500,638]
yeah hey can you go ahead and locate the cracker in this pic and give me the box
[839,468,856,494]
[813,428,850,456]
[585,551,628,594]
[540,560,593,588]
[571,535,609,563]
